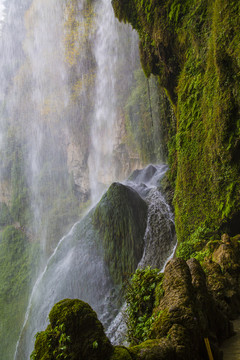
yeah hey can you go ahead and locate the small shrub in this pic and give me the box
[125,266,163,344]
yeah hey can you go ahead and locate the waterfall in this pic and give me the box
[14,164,176,359]
[0,0,5,27]
[88,0,119,203]
[0,1,176,359]
[107,164,177,344]
[14,212,117,359]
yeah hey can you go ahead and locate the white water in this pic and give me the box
[88,0,119,203]
[0,0,5,25]
[88,0,139,204]
[14,164,176,358]
[107,164,177,344]
[0,1,177,358]
[14,210,116,359]
[125,164,176,270]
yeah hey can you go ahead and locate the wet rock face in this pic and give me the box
[130,165,157,184]
[31,299,113,360]
[92,182,147,285]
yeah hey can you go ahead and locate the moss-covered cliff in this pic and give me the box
[112,0,240,246]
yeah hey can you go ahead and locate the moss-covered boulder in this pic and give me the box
[31,299,113,360]
[122,254,237,360]
[93,182,147,285]
[129,339,175,360]
[110,346,133,360]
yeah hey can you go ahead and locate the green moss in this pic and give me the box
[0,226,40,360]
[110,346,132,360]
[150,309,171,338]
[124,70,173,163]
[174,0,240,242]
[31,299,113,360]
[113,0,240,244]
[92,182,147,286]
[129,338,175,360]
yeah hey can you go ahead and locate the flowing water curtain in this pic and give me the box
[20,0,98,258]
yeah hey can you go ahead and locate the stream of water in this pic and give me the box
[0,1,176,359]
[14,164,176,359]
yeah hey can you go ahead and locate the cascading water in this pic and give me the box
[0,1,177,359]
[107,164,176,344]
[0,1,5,28]
[88,0,119,203]
[131,165,176,270]
[14,211,117,359]
[15,164,176,359]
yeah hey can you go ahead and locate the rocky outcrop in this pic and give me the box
[132,234,240,360]
[93,182,148,285]
[31,299,114,360]
[204,234,240,319]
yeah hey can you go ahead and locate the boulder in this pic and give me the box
[31,299,113,360]
[93,182,147,285]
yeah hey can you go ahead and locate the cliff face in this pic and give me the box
[112,0,240,244]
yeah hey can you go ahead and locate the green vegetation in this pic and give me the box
[93,182,147,286]
[112,0,240,244]
[0,202,12,226]
[30,322,72,360]
[110,346,132,360]
[125,267,163,344]
[124,70,173,163]
[31,299,113,360]
[0,226,39,360]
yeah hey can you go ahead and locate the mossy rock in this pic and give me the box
[110,346,133,360]
[93,182,147,285]
[129,339,176,360]
[31,299,113,360]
